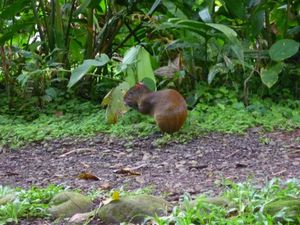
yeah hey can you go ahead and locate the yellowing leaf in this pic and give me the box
[111,191,120,201]
[77,172,100,181]
[101,89,113,106]
[102,82,130,124]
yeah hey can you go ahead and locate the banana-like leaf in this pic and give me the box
[121,46,156,90]
[68,54,109,88]
[167,19,244,64]
[101,82,129,124]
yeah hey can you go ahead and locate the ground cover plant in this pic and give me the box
[152,179,300,225]
[0,185,63,224]
[0,179,299,224]
[1,89,300,148]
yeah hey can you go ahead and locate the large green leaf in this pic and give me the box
[207,23,244,64]
[0,0,29,19]
[167,19,244,64]
[260,63,283,88]
[162,0,187,19]
[249,10,264,37]
[122,46,156,90]
[168,18,210,36]
[223,0,246,19]
[0,20,35,45]
[269,39,300,61]
[101,82,129,124]
[68,54,109,88]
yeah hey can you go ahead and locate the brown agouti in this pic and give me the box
[124,83,187,133]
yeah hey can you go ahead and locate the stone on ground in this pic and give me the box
[48,191,93,218]
[98,194,170,224]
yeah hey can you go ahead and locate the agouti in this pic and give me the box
[124,83,187,133]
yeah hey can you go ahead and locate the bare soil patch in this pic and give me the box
[1,129,300,196]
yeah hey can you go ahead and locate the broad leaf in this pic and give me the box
[68,54,109,88]
[249,10,264,37]
[167,19,244,64]
[122,46,156,89]
[207,23,244,65]
[260,63,283,88]
[269,39,300,61]
[0,0,29,19]
[162,0,187,19]
[223,0,246,19]
[101,82,129,124]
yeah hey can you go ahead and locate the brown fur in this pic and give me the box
[124,84,187,133]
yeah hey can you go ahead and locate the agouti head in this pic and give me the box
[123,83,151,110]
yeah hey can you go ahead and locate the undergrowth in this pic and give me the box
[1,92,300,148]
[152,178,300,225]
[1,179,299,224]
[0,185,63,224]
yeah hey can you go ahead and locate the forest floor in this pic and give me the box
[1,128,300,224]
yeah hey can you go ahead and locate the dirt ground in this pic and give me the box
[0,128,300,224]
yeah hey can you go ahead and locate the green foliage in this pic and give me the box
[269,39,300,62]
[68,54,110,88]
[0,185,63,224]
[101,46,157,124]
[1,86,300,148]
[152,179,300,225]
[260,63,283,88]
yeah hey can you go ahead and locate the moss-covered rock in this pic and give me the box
[98,194,170,224]
[264,198,300,222]
[48,191,93,218]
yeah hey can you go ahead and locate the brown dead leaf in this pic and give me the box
[78,172,100,181]
[114,167,141,176]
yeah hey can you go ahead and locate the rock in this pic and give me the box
[48,191,93,218]
[98,194,170,224]
[263,198,300,222]
[0,193,16,205]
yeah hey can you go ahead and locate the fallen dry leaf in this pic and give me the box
[78,172,100,181]
[114,167,141,176]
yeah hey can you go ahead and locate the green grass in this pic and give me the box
[0,185,63,224]
[152,179,300,225]
[1,96,300,148]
